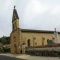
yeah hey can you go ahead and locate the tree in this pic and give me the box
[0,36,10,45]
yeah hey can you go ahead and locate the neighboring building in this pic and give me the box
[10,6,60,54]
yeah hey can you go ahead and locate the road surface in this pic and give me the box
[0,55,26,60]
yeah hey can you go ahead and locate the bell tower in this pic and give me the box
[10,6,21,54]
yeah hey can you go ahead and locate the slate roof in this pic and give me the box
[21,29,60,34]
[12,6,19,22]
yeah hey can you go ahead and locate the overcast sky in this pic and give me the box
[0,0,60,37]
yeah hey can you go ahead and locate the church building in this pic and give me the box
[10,6,60,54]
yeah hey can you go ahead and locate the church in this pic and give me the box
[10,6,60,54]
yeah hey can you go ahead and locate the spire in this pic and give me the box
[12,6,19,22]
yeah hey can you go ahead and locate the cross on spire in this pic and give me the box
[14,6,16,9]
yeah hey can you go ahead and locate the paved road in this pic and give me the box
[0,55,26,60]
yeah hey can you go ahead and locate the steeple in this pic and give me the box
[12,6,19,22]
[12,6,19,30]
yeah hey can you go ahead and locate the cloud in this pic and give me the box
[20,0,60,30]
[24,0,48,19]
[0,0,60,37]
[50,6,60,14]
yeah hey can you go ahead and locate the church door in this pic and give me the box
[27,39,30,47]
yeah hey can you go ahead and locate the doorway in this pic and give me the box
[27,39,30,47]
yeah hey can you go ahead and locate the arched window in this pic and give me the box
[27,39,30,47]
[47,39,52,45]
[33,37,36,47]
[14,36,16,42]
[13,24,14,30]
[42,37,45,45]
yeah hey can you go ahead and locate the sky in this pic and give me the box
[0,0,60,37]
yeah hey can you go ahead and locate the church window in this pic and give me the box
[15,22,17,28]
[35,42,37,45]
[13,24,14,30]
[33,37,36,47]
[52,37,55,40]
[42,37,45,45]
[33,37,36,40]
[14,36,16,42]
[47,39,53,45]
